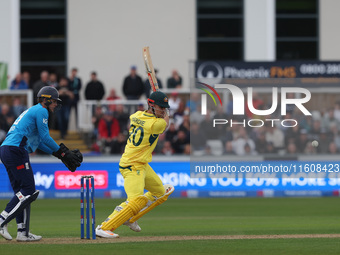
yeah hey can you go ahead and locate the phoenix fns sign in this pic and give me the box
[199,83,311,128]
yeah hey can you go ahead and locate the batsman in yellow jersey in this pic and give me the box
[96,91,175,238]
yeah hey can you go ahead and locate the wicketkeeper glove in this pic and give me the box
[52,143,83,172]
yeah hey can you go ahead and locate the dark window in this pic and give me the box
[276,18,317,37]
[198,42,242,60]
[21,43,65,62]
[277,42,317,60]
[276,0,318,60]
[21,19,65,39]
[20,0,67,80]
[21,0,65,15]
[276,0,317,14]
[198,18,243,38]
[197,0,243,60]
[198,0,242,14]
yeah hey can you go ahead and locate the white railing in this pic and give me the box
[0,89,33,108]
[78,89,191,131]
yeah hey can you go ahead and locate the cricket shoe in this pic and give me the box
[0,224,12,241]
[95,225,119,238]
[123,220,141,232]
[16,231,42,242]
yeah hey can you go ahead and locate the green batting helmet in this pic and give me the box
[148,91,170,108]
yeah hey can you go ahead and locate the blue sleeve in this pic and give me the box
[38,142,54,154]
[35,108,60,153]
[10,81,15,90]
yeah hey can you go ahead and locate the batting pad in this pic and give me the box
[129,185,174,223]
[101,195,148,231]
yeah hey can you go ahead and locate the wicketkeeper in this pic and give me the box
[96,91,174,238]
[0,86,83,242]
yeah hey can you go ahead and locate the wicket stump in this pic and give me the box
[80,176,96,239]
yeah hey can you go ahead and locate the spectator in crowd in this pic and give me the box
[333,101,340,123]
[279,112,295,133]
[285,125,300,146]
[122,66,144,100]
[309,119,322,142]
[179,114,190,136]
[213,106,229,139]
[304,141,317,154]
[48,73,58,88]
[85,72,105,100]
[232,127,256,156]
[265,123,285,151]
[286,142,298,154]
[12,97,27,119]
[244,143,257,155]
[190,103,204,124]
[265,142,277,154]
[110,133,127,154]
[56,77,74,139]
[22,71,32,89]
[0,103,14,132]
[68,67,82,126]
[216,123,233,147]
[328,142,338,154]
[299,115,313,132]
[91,106,104,144]
[296,129,309,153]
[161,141,174,156]
[10,73,28,90]
[165,122,177,143]
[168,91,181,116]
[144,68,163,98]
[97,111,120,154]
[224,141,235,155]
[172,130,189,154]
[0,123,6,145]
[245,92,264,119]
[113,104,130,135]
[204,145,212,156]
[183,144,191,155]
[33,71,49,104]
[173,101,186,129]
[329,123,340,149]
[255,131,269,154]
[284,92,297,115]
[199,110,218,139]
[167,70,182,89]
[107,89,121,112]
[137,104,145,111]
[322,107,339,131]
[186,92,200,113]
[191,122,206,151]
[225,93,234,117]
[318,129,332,154]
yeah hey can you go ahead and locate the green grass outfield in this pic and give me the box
[0,197,339,255]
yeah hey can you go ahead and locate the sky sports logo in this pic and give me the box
[198,82,311,128]
[54,171,108,189]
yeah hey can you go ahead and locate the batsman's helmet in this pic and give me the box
[148,91,170,108]
[37,86,61,102]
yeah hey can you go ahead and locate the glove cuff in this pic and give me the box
[52,143,68,159]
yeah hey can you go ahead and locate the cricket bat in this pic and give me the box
[143,46,159,92]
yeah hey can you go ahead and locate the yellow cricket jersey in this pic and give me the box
[120,111,167,166]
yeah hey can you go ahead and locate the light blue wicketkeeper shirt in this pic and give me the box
[1,103,60,154]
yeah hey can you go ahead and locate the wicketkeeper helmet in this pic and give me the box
[37,86,61,102]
